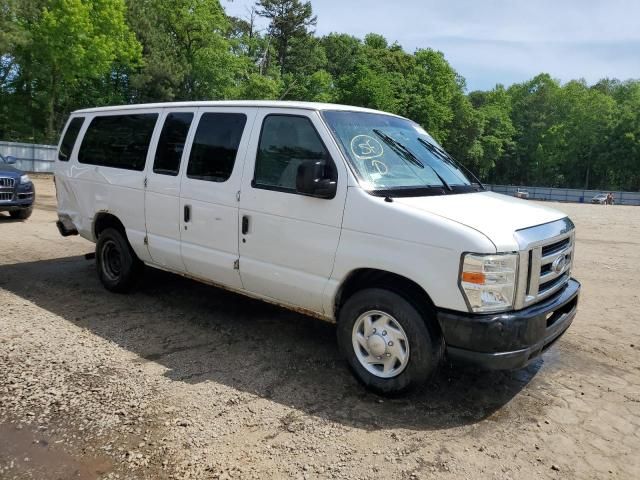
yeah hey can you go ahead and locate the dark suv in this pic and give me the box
[0,152,35,219]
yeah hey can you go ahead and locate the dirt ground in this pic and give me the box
[1,175,639,480]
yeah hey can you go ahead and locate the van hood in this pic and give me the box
[393,191,567,251]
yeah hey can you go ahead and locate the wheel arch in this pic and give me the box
[334,268,440,332]
[93,211,127,241]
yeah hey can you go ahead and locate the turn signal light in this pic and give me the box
[461,271,486,284]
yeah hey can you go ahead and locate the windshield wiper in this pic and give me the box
[373,129,453,191]
[373,129,424,169]
[417,138,485,190]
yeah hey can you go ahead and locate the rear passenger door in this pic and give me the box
[75,111,159,263]
[179,108,256,290]
[144,109,196,272]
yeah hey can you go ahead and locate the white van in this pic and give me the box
[55,101,579,394]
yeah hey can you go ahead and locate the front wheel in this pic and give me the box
[337,288,443,395]
[9,207,33,220]
[96,228,142,293]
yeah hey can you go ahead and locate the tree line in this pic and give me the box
[1,0,638,190]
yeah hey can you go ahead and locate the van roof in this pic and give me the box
[72,100,405,118]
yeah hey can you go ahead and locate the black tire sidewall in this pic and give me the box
[96,228,140,293]
[10,207,32,220]
[337,288,442,395]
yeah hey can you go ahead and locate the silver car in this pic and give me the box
[591,193,608,204]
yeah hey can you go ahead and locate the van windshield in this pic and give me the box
[322,110,477,196]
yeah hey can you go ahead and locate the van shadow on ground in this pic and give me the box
[0,255,541,431]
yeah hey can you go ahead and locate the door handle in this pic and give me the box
[241,215,249,235]
[184,205,191,223]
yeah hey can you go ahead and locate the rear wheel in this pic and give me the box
[96,228,142,293]
[9,207,32,220]
[337,288,443,395]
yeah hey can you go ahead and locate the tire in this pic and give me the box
[9,207,33,220]
[95,227,142,293]
[337,288,444,396]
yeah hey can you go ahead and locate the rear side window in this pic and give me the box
[153,112,194,176]
[78,114,158,171]
[254,115,331,192]
[58,117,85,161]
[187,113,247,182]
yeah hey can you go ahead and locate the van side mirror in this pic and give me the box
[5,155,17,164]
[296,160,337,199]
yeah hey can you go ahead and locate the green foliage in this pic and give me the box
[235,73,282,100]
[468,86,516,181]
[1,0,141,141]
[502,74,637,189]
[127,0,243,102]
[256,0,316,74]
[0,0,638,191]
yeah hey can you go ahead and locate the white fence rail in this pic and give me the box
[0,140,57,173]
[488,185,640,206]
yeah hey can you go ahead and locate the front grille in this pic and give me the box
[542,237,570,257]
[0,192,13,201]
[524,232,573,306]
[514,218,575,309]
[0,177,15,188]
[539,272,569,294]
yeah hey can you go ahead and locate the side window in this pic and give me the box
[153,112,194,176]
[187,113,247,182]
[254,115,332,192]
[78,114,158,171]
[58,117,85,161]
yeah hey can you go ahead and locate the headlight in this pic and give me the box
[20,174,31,184]
[459,253,518,313]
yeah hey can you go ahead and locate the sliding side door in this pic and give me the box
[179,107,256,290]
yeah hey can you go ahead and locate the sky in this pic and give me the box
[223,0,640,91]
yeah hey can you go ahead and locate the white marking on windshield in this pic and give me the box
[350,135,384,159]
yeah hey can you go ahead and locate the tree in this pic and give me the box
[404,48,465,143]
[0,0,33,140]
[127,0,242,102]
[13,0,141,140]
[507,74,562,185]
[321,33,361,79]
[256,0,316,74]
[236,73,282,99]
[279,35,333,101]
[550,80,616,189]
[468,86,516,182]
[607,81,640,190]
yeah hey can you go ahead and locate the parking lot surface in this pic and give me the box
[1,176,639,479]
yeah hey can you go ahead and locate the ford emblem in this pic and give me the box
[552,256,566,274]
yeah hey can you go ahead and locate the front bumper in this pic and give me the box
[437,278,580,369]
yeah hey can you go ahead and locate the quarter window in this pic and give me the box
[254,115,332,192]
[187,113,247,182]
[78,114,158,171]
[58,117,85,161]
[153,112,194,176]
